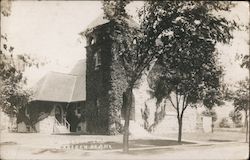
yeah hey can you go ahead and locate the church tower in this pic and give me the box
[80,15,135,135]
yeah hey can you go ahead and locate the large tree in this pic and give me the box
[233,79,249,142]
[102,0,238,151]
[144,1,238,143]
[0,34,39,130]
[0,3,40,130]
[102,0,164,152]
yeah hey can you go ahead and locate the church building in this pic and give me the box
[17,15,201,135]
[17,15,136,134]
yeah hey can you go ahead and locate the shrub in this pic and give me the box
[219,118,230,128]
[229,110,243,128]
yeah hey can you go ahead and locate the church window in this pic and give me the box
[25,106,29,118]
[89,37,95,45]
[94,51,101,70]
[76,107,81,114]
[96,98,100,107]
[77,126,81,131]
[133,38,137,44]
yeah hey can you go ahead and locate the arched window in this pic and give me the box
[94,51,101,70]
[133,38,137,44]
[25,106,30,118]
[54,104,63,123]
[89,36,95,45]
[95,98,101,117]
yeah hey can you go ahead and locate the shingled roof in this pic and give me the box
[32,59,86,102]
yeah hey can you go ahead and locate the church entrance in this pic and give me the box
[54,104,63,123]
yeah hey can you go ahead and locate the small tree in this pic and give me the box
[141,102,150,130]
[229,110,243,128]
[233,79,249,142]
[219,118,231,128]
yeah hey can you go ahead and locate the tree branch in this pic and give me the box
[169,96,177,111]
[181,95,189,118]
[175,92,180,119]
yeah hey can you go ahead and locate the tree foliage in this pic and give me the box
[0,35,37,118]
[233,79,249,113]
[229,110,243,127]
[102,0,162,152]
[102,0,239,150]
[0,3,44,121]
[232,78,249,142]
[0,0,12,16]
[144,1,238,142]
[241,55,250,70]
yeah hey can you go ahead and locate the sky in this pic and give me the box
[1,1,249,87]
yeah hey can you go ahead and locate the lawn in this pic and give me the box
[0,132,194,151]
[64,139,194,150]
[162,130,246,142]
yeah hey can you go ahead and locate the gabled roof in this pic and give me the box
[32,60,86,102]
[85,15,110,32]
[69,59,86,75]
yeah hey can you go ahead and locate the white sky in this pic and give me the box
[1,1,249,87]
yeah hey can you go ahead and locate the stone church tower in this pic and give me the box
[81,15,135,135]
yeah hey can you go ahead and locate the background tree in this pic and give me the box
[141,102,150,130]
[144,1,238,143]
[241,54,250,70]
[219,118,231,128]
[229,110,243,128]
[0,5,41,130]
[0,34,40,130]
[202,109,218,132]
[1,0,12,16]
[233,78,249,142]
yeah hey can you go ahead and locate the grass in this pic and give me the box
[0,141,17,146]
[162,131,245,142]
[73,139,194,150]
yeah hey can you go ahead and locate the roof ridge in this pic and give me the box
[37,72,50,100]
[69,76,78,102]
[50,71,79,77]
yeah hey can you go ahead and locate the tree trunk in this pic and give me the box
[30,122,37,132]
[123,87,132,153]
[212,122,214,133]
[177,117,183,143]
[245,111,248,142]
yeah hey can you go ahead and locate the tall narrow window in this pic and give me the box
[76,104,81,114]
[96,98,101,116]
[25,106,29,118]
[133,38,137,44]
[89,37,95,45]
[94,51,101,70]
